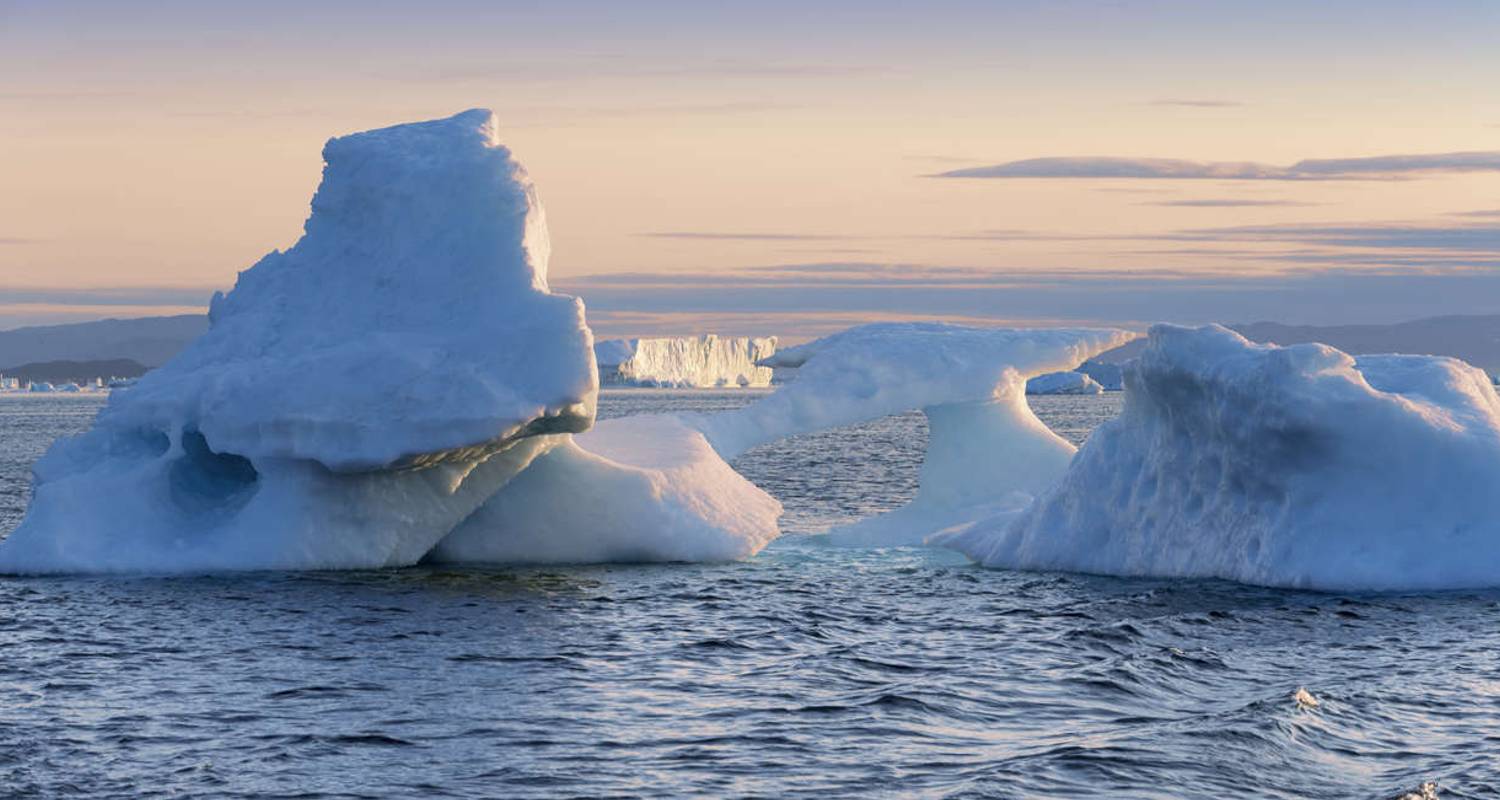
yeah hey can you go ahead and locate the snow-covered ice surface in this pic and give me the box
[1026,370,1105,395]
[943,324,1500,592]
[596,335,777,388]
[0,109,596,574]
[699,322,1137,546]
[432,414,781,564]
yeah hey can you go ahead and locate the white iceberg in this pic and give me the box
[942,324,1500,592]
[699,322,1137,546]
[1025,371,1105,395]
[431,414,781,564]
[1077,360,1125,391]
[595,335,777,388]
[0,109,596,574]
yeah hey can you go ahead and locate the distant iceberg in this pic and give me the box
[596,335,776,388]
[1076,360,1124,390]
[1026,371,1104,395]
[942,324,1500,592]
[0,109,597,574]
[699,322,1138,546]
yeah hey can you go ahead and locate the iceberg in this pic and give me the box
[0,109,596,574]
[699,322,1137,546]
[943,324,1500,592]
[1025,371,1105,395]
[595,335,777,388]
[430,414,781,564]
[1076,360,1125,391]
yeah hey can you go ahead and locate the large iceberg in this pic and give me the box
[943,324,1500,592]
[699,322,1137,546]
[595,335,777,388]
[0,109,597,574]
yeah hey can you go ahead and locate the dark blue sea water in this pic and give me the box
[1,393,1495,799]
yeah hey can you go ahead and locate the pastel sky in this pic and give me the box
[2,0,1498,336]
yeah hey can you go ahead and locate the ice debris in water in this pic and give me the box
[1390,782,1440,800]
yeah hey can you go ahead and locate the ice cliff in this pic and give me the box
[699,322,1137,546]
[596,336,777,388]
[942,324,1500,591]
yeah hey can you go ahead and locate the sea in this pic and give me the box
[0,391,1495,799]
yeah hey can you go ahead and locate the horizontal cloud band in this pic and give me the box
[935,151,1500,180]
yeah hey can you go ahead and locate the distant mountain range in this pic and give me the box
[1,359,149,385]
[2,312,1499,377]
[0,315,207,369]
[1095,314,1500,374]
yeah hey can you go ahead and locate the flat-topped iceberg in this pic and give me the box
[596,335,777,388]
[699,322,1137,546]
[0,109,596,574]
[943,324,1500,591]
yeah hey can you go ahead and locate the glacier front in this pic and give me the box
[596,335,777,388]
[942,324,1500,592]
[0,109,596,574]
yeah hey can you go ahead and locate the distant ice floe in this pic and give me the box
[941,324,1500,592]
[698,322,1138,547]
[596,335,776,388]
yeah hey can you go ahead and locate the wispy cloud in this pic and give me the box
[644,231,860,242]
[0,286,218,307]
[1145,99,1244,108]
[1149,199,1315,208]
[555,263,1500,334]
[1172,222,1500,252]
[933,151,1500,180]
[390,56,873,85]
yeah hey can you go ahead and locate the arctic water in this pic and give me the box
[1,392,1496,799]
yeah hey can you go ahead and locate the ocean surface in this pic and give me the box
[1,391,1496,799]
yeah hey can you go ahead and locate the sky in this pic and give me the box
[2,0,1498,337]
